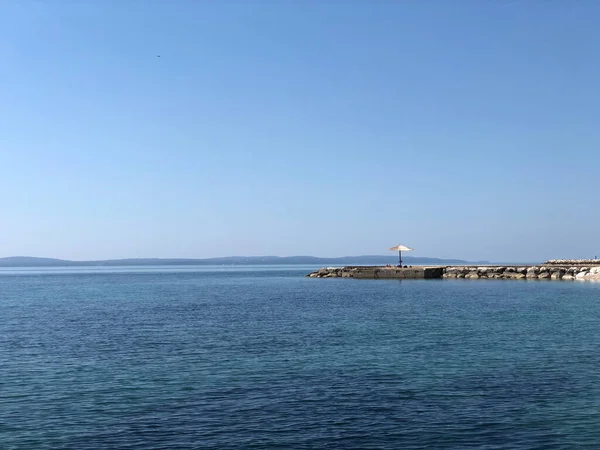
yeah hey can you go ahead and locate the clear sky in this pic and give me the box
[1,0,599,262]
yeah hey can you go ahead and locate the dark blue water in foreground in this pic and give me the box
[2,266,600,449]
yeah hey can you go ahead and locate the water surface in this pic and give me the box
[1,266,600,449]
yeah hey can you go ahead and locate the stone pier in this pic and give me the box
[306,266,444,279]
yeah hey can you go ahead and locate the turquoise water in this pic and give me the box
[2,266,600,449]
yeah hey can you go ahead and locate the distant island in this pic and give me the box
[0,255,487,267]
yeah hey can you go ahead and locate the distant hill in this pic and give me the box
[0,256,74,266]
[0,255,486,267]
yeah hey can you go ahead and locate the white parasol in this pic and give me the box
[389,244,413,266]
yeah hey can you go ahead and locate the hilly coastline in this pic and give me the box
[0,255,486,267]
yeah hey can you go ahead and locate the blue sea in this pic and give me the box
[2,265,600,449]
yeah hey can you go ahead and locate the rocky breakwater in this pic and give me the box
[444,265,600,281]
[306,267,355,278]
[543,259,600,266]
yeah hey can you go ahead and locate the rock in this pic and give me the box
[538,272,551,279]
[514,273,526,279]
[551,272,563,280]
[576,271,589,280]
[466,273,480,279]
[562,275,575,281]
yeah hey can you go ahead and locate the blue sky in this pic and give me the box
[1,0,599,262]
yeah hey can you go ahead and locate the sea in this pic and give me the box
[2,265,600,449]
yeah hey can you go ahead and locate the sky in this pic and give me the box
[1,0,599,262]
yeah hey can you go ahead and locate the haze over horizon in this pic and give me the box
[2,1,599,262]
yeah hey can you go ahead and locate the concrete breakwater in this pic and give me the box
[307,262,600,281]
[306,266,444,279]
